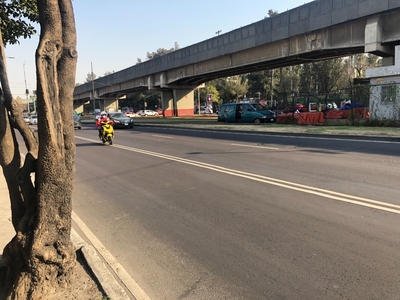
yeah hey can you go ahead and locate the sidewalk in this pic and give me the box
[0,175,13,266]
[0,173,130,299]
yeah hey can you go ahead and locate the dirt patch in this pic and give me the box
[0,250,106,300]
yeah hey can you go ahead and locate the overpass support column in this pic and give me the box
[102,97,119,112]
[365,16,394,66]
[161,89,194,117]
[160,90,175,117]
[73,100,87,114]
[173,89,194,116]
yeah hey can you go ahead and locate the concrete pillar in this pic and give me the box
[161,90,175,117]
[160,89,195,117]
[102,98,118,112]
[173,89,194,116]
[365,16,394,58]
[73,100,87,114]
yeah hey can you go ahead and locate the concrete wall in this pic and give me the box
[367,46,400,120]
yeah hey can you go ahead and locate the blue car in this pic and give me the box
[217,102,276,124]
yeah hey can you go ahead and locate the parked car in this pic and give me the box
[121,107,134,114]
[194,106,213,114]
[124,111,140,118]
[108,112,134,128]
[73,111,82,129]
[218,102,276,124]
[139,110,159,116]
[29,114,38,125]
[23,115,30,124]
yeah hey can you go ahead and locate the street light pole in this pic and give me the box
[23,61,35,112]
[198,87,200,115]
[23,61,28,100]
[270,69,273,107]
[91,62,95,114]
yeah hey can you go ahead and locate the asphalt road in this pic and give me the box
[72,124,400,300]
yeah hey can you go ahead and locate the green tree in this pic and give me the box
[247,71,270,98]
[146,42,179,60]
[311,58,346,100]
[0,1,39,45]
[0,0,78,298]
[85,71,96,83]
[246,69,279,102]
[121,91,160,111]
[214,75,248,103]
[265,9,278,18]
[299,62,313,95]
[195,83,220,107]
[343,54,382,83]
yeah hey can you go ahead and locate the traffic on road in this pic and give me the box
[68,123,400,299]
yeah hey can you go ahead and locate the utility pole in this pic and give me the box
[23,61,35,112]
[91,62,95,114]
[23,61,28,100]
[270,69,274,108]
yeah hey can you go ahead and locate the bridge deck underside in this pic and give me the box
[74,6,400,100]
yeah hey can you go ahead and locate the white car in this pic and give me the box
[29,115,38,125]
[125,112,140,117]
[139,110,159,116]
[23,115,30,123]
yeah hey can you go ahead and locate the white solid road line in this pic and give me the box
[72,211,151,300]
[230,143,279,150]
[151,134,174,139]
[76,136,400,215]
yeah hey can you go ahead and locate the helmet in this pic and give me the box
[100,111,107,117]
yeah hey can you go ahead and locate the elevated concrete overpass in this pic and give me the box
[73,0,400,116]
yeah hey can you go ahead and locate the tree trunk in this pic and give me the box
[1,0,78,298]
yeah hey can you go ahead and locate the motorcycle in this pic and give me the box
[99,120,114,145]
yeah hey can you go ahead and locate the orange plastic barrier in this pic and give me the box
[278,112,324,125]
[296,112,324,125]
[325,107,369,119]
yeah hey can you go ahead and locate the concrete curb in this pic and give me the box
[71,229,130,299]
[135,123,400,142]
[0,173,131,299]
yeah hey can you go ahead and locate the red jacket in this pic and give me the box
[96,116,114,128]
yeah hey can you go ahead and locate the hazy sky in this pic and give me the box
[5,0,312,99]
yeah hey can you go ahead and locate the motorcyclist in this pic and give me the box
[95,111,113,139]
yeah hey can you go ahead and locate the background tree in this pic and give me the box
[202,84,219,105]
[0,1,39,45]
[0,0,78,298]
[343,54,382,84]
[84,71,96,83]
[146,42,179,60]
[121,91,160,111]
[247,71,270,99]
[299,62,313,95]
[265,9,278,18]
[312,58,346,100]
[214,75,248,102]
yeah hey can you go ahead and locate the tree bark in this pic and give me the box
[1,0,78,298]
